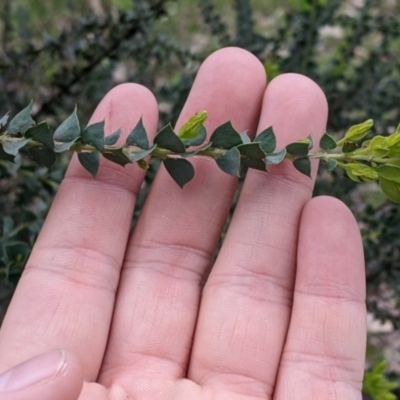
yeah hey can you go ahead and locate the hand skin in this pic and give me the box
[0,47,366,400]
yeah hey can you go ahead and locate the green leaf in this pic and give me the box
[81,121,105,151]
[215,147,241,176]
[53,108,81,142]
[7,102,35,135]
[183,142,213,157]
[0,145,15,162]
[376,165,400,183]
[307,135,314,150]
[129,144,156,162]
[365,136,390,157]
[265,148,286,165]
[343,119,373,142]
[102,148,131,167]
[319,133,337,150]
[54,138,79,153]
[238,143,266,159]
[178,111,208,146]
[163,158,195,188]
[2,138,30,156]
[28,147,57,169]
[256,126,276,153]
[4,241,30,266]
[126,118,149,149]
[327,159,338,172]
[25,122,54,150]
[78,152,100,177]
[286,141,309,156]
[154,124,185,153]
[343,163,378,182]
[241,157,266,171]
[379,178,400,204]
[363,361,398,400]
[0,113,9,128]
[104,129,122,146]
[2,216,14,236]
[240,132,251,144]
[293,157,311,177]
[210,122,242,149]
[342,141,358,153]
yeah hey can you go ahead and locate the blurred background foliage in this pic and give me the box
[1,0,400,396]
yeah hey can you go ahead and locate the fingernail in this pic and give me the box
[0,349,66,392]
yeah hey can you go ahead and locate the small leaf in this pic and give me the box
[137,159,149,170]
[238,143,266,159]
[365,135,390,157]
[343,119,373,142]
[53,108,81,142]
[215,147,241,177]
[265,148,286,165]
[256,126,276,153]
[210,122,242,149]
[81,121,105,151]
[163,158,195,188]
[129,144,156,162]
[379,177,400,204]
[307,135,314,150]
[2,216,14,236]
[286,141,309,156]
[104,129,122,146]
[154,124,185,153]
[53,138,79,153]
[0,145,15,162]
[342,141,358,153]
[102,148,131,167]
[376,165,400,183]
[319,133,337,150]
[4,241,30,266]
[343,163,378,182]
[327,159,338,172]
[126,118,149,149]
[7,102,35,135]
[240,132,251,144]
[25,122,54,150]
[179,111,208,146]
[78,152,100,177]
[2,138,30,156]
[293,157,311,177]
[28,147,57,169]
[0,113,9,128]
[241,157,266,171]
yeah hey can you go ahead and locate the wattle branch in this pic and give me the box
[1,103,400,203]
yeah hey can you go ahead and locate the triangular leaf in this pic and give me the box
[126,118,149,149]
[154,124,185,153]
[286,141,309,156]
[104,129,122,146]
[102,148,131,167]
[320,133,337,150]
[215,147,241,176]
[54,108,81,142]
[210,122,242,149]
[2,138,30,156]
[163,158,195,188]
[8,102,35,135]
[265,148,286,165]
[129,144,156,162]
[25,122,54,150]
[28,147,57,169]
[256,126,276,153]
[238,142,266,159]
[0,113,9,129]
[78,152,100,177]
[327,159,338,172]
[241,157,266,171]
[293,157,311,177]
[81,121,105,151]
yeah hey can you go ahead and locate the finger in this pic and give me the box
[273,196,366,399]
[0,349,83,400]
[98,47,267,389]
[0,84,159,379]
[189,74,328,398]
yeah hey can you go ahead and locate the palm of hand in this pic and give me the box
[0,48,366,400]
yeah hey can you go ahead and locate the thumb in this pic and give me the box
[0,349,84,400]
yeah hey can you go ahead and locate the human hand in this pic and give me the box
[0,47,366,400]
